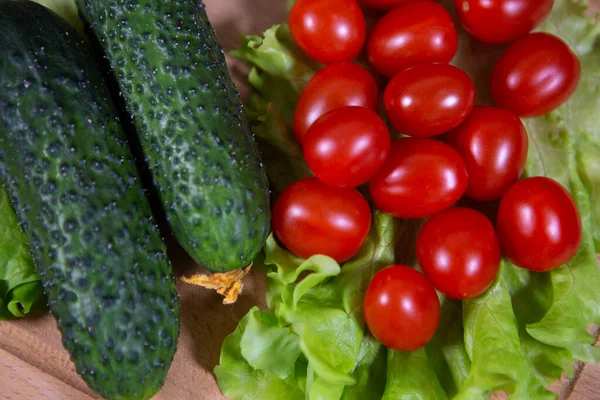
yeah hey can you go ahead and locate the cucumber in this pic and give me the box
[0,2,179,399]
[76,0,271,272]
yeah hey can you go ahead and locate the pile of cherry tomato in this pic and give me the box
[273,0,583,352]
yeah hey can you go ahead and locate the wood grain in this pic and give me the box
[0,349,95,400]
[1,0,599,399]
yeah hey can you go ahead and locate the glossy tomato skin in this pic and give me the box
[384,64,476,137]
[453,0,554,44]
[289,0,366,64]
[370,138,468,218]
[491,33,581,117]
[367,1,458,77]
[272,178,371,262]
[360,0,414,9]
[417,207,501,299]
[446,106,529,202]
[304,107,391,188]
[363,265,440,351]
[496,177,582,272]
[294,62,379,144]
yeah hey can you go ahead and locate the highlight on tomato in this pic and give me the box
[367,0,458,77]
[446,106,529,202]
[453,0,554,44]
[491,32,581,117]
[417,207,501,299]
[272,178,372,262]
[383,63,476,137]
[294,62,379,144]
[496,177,582,272]
[360,0,414,9]
[363,265,441,351]
[303,106,391,189]
[289,0,367,64]
[370,138,468,218]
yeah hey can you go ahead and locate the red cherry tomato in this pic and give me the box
[453,0,554,44]
[370,138,468,218]
[272,178,371,262]
[384,63,475,137]
[367,1,458,78]
[491,33,581,117]
[289,0,367,64]
[363,265,440,351]
[496,177,582,272]
[446,106,529,202]
[417,207,501,299]
[304,107,391,189]
[360,0,415,9]
[294,62,379,144]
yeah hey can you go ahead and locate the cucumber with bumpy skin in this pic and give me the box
[77,0,271,272]
[0,1,179,399]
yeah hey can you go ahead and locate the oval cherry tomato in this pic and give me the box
[294,62,379,144]
[384,63,475,137]
[370,138,468,218]
[304,107,391,188]
[367,1,458,77]
[417,207,501,299]
[454,0,554,44]
[496,177,582,272]
[363,265,440,351]
[360,0,415,9]
[289,0,367,64]
[446,106,529,202]
[491,33,581,117]
[272,178,371,262]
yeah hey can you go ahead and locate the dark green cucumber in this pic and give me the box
[0,2,179,399]
[76,0,271,273]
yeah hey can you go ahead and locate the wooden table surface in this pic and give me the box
[1,1,599,399]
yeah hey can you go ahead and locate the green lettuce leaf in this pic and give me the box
[338,211,396,324]
[240,308,302,380]
[448,0,600,397]
[218,1,600,399]
[295,306,361,386]
[215,307,308,400]
[382,349,447,400]
[261,241,361,387]
[215,207,399,399]
[261,235,341,317]
[307,370,346,400]
[521,0,600,360]
[425,298,470,397]
[502,264,577,385]
[0,187,46,320]
[232,25,315,193]
[341,332,387,400]
[455,264,550,400]
[252,104,312,193]
[527,0,600,250]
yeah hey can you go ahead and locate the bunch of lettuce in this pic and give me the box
[0,188,46,320]
[215,0,600,399]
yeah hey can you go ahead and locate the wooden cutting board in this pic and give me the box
[1,1,599,399]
